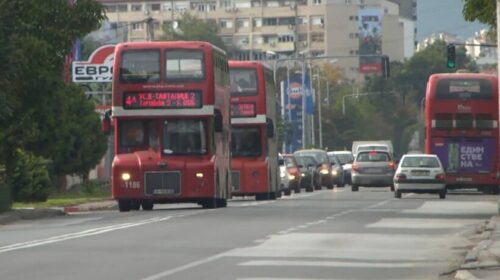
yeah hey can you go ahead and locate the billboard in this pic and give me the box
[432,138,495,173]
[282,73,313,153]
[358,8,383,74]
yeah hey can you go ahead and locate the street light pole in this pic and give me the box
[301,57,306,149]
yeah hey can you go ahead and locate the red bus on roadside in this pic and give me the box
[424,73,499,194]
[229,61,280,200]
[109,41,232,211]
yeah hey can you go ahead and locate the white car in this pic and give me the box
[393,154,446,199]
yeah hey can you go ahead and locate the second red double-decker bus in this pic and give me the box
[229,61,280,200]
[424,73,499,194]
[110,41,232,211]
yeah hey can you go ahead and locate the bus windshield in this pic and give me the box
[231,127,261,157]
[163,119,207,155]
[436,79,492,100]
[230,68,258,96]
[120,50,160,83]
[165,50,205,81]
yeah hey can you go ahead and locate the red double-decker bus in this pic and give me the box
[424,73,499,194]
[110,41,232,211]
[229,61,279,200]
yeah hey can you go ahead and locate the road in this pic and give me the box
[0,187,497,280]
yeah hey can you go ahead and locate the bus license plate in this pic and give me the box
[153,189,174,195]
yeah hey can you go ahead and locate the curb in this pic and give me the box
[454,270,479,280]
[0,208,65,225]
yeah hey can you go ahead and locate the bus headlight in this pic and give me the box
[121,173,131,181]
[288,174,296,180]
[196,172,204,179]
[331,170,338,176]
[320,169,330,175]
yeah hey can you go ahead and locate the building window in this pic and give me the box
[105,5,116,12]
[132,22,144,31]
[349,32,359,39]
[253,18,262,27]
[147,3,161,11]
[263,18,278,26]
[236,18,250,29]
[297,17,308,25]
[220,0,231,8]
[219,19,233,28]
[278,34,294,42]
[311,16,324,26]
[313,0,322,4]
[311,33,324,42]
[117,4,127,12]
[131,4,142,11]
[298,33,307,42]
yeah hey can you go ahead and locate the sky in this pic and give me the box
[416,0,488,42]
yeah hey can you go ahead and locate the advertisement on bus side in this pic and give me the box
[432,138,495,173]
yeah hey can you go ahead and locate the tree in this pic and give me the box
[160,13,227,51]
[463,0,496,36]
[0,0,106,209]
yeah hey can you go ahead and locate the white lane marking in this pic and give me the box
[403,201,497,215]
[143,197,395,279]
[141,253,227,280]
[239,260,443,268]
[366,218,479,229]
[237,278,428,280]
[230,201,275,207]
[0,210,208,254]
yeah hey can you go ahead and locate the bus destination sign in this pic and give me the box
[124,91,202,109]
[231,103,256,117]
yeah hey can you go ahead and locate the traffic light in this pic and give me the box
[447,44,456,69]
[381,55,390,78]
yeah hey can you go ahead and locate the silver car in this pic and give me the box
[351,150,395,192]
[393,154,446,199]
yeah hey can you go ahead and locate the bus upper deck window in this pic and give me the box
[165,50,204,81]
[120,50,160,83]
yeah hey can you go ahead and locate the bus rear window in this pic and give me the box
[436,79,492,100]
[165,50,204,81]
[120,50,160,83]
[230,68,258,96]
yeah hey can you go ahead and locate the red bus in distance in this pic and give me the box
[110,41,232,211]
[424,73,499,194]
[229,61,280,200]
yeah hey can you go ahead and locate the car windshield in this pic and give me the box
[401,157,440,168]
[334,153,354,164]
[162,119,207,155]
[328,156,339,166]
[294,155,317,167]
[231,126,261,157]
[284,157,296,168]
[356,151,390,162]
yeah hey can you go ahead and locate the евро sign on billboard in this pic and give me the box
[72,45,115,83]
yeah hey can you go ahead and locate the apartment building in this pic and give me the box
[98,0,414,80]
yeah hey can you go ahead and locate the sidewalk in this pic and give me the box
[0,199,117,225]
[454,216,500,280]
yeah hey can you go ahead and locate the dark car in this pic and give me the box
[326,153,345,187]
[294,149,334,190]
[292,154,316,192]
[328,151,354,185]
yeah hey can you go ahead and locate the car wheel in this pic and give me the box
[394,190,401,199]
[118,200,131,212]
[439,190,446,199]
[390,185,395,192]
[351,185,359,192]
[284,188,292,196]
[141,201,154,211]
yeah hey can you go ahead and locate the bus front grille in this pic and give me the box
[231,171,240,191]
[145,171,181,196]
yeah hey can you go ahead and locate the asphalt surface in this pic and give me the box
[0,187,498,280]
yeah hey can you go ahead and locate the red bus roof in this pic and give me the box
[115,41,226,54]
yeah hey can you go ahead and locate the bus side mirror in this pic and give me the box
[266,118,274,138]
[214,109,223,133]
[102,109,112,134]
